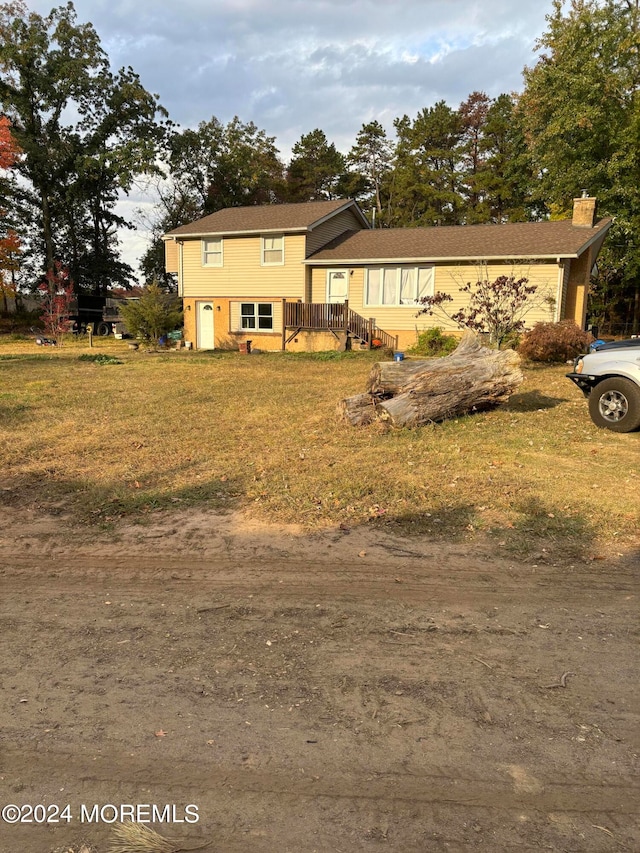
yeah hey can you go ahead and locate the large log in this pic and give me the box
[339,332,523,428]
[336,392,377,426]
[367,359,435,396]
[367,332,486,396]
[376,344,523,427]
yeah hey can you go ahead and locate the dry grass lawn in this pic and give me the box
[0,335,638,559]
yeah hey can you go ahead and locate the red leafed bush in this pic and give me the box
[38,263,74,343]
[518,320,593,363]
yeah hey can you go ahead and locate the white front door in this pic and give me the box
[327,269,349,303]
[197,301,215,349]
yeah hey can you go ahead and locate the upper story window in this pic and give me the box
[365,265,434,306]
[261,234,284,266]
[202,237,223,267]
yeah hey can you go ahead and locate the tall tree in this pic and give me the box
[285,129,346,201]
[0,227,21,311]
[347,120,393,225]
[167,115,284,215]
[0,1,168,293]
[167,117,226,214]
[207,117,284,211]
[458,91,491,223]
[389,102,463,227]
[66,64,168,292]
[0,113,22,308]
[519,0,640,331]
[480,94,534,223]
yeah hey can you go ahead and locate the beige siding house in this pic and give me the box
[164,197,611,351]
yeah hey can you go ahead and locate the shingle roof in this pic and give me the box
[165,199,364,237]
[305,218,612,263]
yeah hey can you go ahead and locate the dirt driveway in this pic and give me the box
[0,508,638,852]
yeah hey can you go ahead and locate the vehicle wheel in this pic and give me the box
[588,377,640,432]
[95,322,110,336]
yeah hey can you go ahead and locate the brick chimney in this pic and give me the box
[572,192,597,227]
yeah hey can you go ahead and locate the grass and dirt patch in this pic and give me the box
[2,336,639,853]
[0,336,637,560]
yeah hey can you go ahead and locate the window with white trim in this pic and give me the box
[365,265,434,306]
[261,234,284,265]
[240,302,274,330]
[202,237,223,267]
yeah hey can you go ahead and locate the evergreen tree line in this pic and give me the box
[0,0,638,332]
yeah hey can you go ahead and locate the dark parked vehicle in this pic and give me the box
[68,295,127,336]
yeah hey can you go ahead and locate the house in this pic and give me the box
[163,196,611,351]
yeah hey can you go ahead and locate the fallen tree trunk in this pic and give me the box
[376,348,522,427]
[336,392,378,426]
[338,332,524,428]
[367,359,435,396]
[367,333,484,396]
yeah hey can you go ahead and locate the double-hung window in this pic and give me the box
[261,234,284,265]
[240,302,274,330]
[202,237,223,267]
[365,265,434,306]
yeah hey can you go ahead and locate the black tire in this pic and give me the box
[588,377,640,432]
[95,321,110,337]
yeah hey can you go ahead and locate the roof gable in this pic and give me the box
[165,199,369,238]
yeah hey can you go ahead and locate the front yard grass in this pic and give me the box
[0,337,637,559]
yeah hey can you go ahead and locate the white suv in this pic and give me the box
[567,339,640,432]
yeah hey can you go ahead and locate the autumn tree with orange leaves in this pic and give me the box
[0,227,21,312]
[0,114,19,169]
[0,113,22,311]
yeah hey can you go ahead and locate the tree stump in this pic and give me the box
[338,332,523,428]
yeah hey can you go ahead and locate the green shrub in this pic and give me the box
[518,320,593,363]
[118,283,183,347]
[408,327,459,357]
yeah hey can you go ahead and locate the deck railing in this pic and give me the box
[284,301,396,350]
[284,301,347,330]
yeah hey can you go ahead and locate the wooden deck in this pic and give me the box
[283,301,397,350]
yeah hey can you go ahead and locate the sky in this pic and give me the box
[27,0,556,279]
